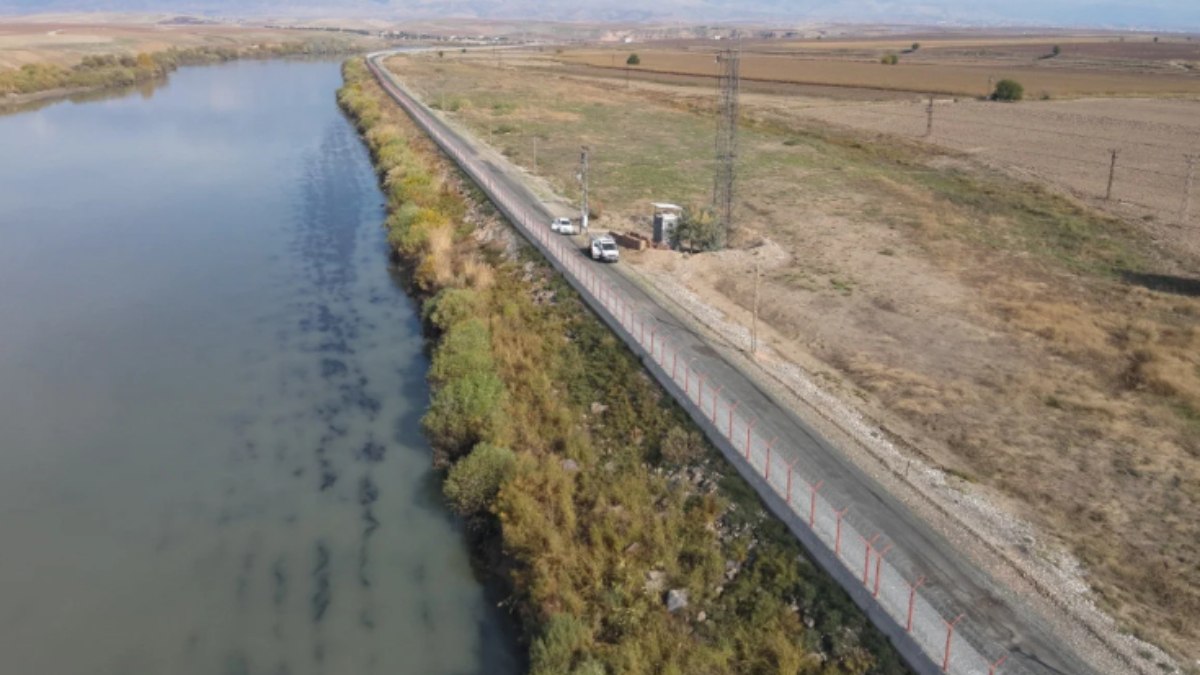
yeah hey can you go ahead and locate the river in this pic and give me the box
[0,59,517,675]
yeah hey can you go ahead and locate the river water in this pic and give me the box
[0,60,517,675]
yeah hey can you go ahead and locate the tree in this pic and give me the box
[991,79,1024,101]
[880,53,899,65]
[1051,44,1061,56]
[911,42,920,51]
[437,50,445,58]
[626,53,640,66]
[671,205,722,252]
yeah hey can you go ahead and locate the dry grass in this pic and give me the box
[388,50,1200,665]
[560,49,1200,98]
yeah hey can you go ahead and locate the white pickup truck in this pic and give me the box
[589,235,619,263]
[550,216,578,235]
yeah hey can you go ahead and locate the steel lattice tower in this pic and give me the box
[713,48,740,247]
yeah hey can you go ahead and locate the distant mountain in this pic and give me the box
[1,0,1197,31]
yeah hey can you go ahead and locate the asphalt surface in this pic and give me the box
[364,51,1106,675]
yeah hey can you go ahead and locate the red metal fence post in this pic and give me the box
[710,385,723,422]
[906,576,927,632]
[672,351,679,379]
[873,544,893,598]
[763,438,777,480]
[943,614,965,672]
[728,402,739,437]
[988,655,1008,675]
[834,508,849,557]
[744,419,756,459]
[862,534,881,585]
[809,480,824,528]
[785,459,800,505]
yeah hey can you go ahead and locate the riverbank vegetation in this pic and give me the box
[338,56,909,675]
[0,40,355,97]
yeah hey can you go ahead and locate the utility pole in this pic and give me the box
[579,146,590,232]
[1106,149,1119,201]
[751,260,761,356]
[1182,154,1198,224]
[924,94,934,138]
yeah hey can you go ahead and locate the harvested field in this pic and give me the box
[560,48,1200,98]
[388,48,1200,668]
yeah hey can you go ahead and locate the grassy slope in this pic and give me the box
[337,56,911,675]
[388,52,1200,666]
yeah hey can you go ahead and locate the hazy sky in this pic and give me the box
[1,0,1198,29]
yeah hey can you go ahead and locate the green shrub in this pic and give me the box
[626,53,641,66]
[444,442,516,515]
[530,614,594,675]
[880,53,899,65]
[991,78,1024,101]
[429,319,494,385]
[425,287,481,331]
[660,426,704,465]
[423,370,505,457]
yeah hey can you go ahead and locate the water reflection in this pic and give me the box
[0,75,168,115]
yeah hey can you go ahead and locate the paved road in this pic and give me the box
[364,52,1108,675]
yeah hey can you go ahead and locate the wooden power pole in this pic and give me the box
[579,146,590,232]
[1183,154,1199,224]
[751,260,760,356]
[924,95,934,138]
[1106,149,1120,201]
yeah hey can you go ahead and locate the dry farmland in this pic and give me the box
[759,96,1200,261]
[389,44,1200,668]
[561,37,1200,98]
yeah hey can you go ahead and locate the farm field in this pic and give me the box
[560,39,1200,98]
[387,46,1200,670]
[760,96,1200,260]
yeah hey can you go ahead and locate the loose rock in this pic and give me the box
[666,588,689,613]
